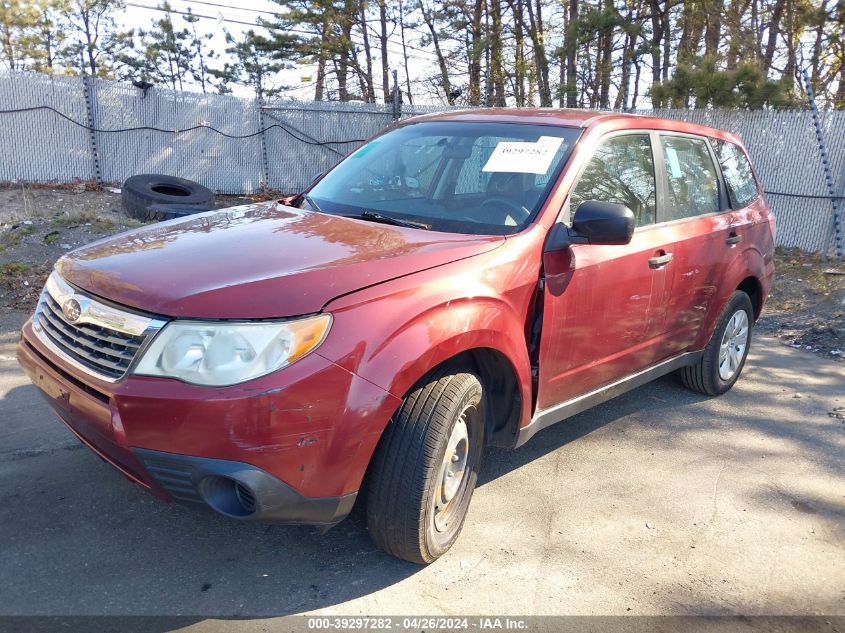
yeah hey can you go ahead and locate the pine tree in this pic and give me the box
[211,30,289,99]
[61,0,132,77]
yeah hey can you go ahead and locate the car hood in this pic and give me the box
[55,202,504,319]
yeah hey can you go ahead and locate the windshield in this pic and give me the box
[300,121,582,235]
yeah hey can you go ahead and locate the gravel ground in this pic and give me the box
[756,248,845,362]
[0,185,251,314]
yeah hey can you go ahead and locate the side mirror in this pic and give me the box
[571,200,635,245]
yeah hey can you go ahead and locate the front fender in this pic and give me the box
[314,230,544,494]
[316,294,536,496]
[318,235,543,424]
[319,296,534,430]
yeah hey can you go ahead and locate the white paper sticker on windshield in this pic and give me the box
[666,147,683,178]
[482,136,564,174]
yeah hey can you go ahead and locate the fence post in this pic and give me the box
[256,93,270,192]
[81,74,102,185]
[802,68,842,259]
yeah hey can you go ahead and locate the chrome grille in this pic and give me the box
[33,272,166,382]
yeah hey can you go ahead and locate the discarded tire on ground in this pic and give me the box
[145,204,217,222]
[122,174,214,222]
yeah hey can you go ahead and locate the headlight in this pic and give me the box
[133,314,332,386]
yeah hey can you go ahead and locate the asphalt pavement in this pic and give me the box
[1,310,843,622]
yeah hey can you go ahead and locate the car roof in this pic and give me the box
[403,108,741,145]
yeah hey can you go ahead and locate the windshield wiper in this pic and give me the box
[357,211,431,230]
[300,194,322,212]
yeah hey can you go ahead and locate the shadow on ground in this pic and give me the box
[0,335,843,620]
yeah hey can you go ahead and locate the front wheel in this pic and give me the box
[365,370,485,564]
[679,290,754,396]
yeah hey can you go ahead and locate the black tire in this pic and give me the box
[679,291,754,396]
[366,369,485,564]
[122,174,214,222]
[146,203,217,222]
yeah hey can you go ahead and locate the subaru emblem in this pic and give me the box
[62,298,82,322]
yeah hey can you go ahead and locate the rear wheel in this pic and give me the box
[365,370,485,564]
[679,291,754,396]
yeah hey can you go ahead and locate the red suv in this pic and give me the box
[17,110,774,563]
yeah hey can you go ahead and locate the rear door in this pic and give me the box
[653,133,737,357]
[536,132,678,410]
[711,137,769,259]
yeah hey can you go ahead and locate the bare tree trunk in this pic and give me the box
[763,0,787,74]
[810,0,829,94]
[598,0,613,108]
[358,0,375,102]
[648,0,664,105]
[468,0,484,105]
[704,0,722,58]
[632,58,642,109]
[661,2,670,84]
[485,5,492,105]
[678,0,705,66]
[509,0,526,105]
[40,9,55,71]
[613,2,638,110]
[725,0,751,70]
[419,0,454,104]
[336,49,349,101]
[314,15,330,101]
[377,0,390,102]
[835,0,845,108]
[525,0,552,106]
[398,0,413,104]
[565,0,579,107]
[489,0,506,105]
[82,10,97,76]
[784,0,799,91]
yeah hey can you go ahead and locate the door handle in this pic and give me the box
[648,252,673,268]
[726,233,742,245]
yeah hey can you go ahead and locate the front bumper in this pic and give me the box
[17,318,400,526]
[134,449,356,526]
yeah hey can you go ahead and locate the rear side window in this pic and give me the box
[569,134,656,227]
[712,139,758,208]
[659,135,720,220]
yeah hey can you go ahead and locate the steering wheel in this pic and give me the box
[478,196,530,224]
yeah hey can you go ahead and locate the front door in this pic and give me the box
[536,132,677,410]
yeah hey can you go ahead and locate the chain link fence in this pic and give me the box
[1,71,843,254]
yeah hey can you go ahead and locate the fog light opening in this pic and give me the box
[199,475,257,518]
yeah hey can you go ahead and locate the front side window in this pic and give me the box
[660,135,720,220]
[303,121,581,235]
[712,139,758,208]
[568,134,657,227]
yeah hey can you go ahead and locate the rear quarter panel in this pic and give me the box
[690,195,775,350]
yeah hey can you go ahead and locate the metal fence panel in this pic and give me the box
[0,72,92,183]
[643,108,845,252]
[261,100,451,193]
[92,78,263,195]
[1,71,843,252]
[262,100,392,193]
